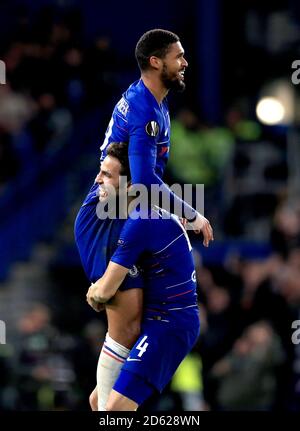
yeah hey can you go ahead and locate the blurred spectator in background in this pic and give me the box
[0,83,34,132]
[210,321,284,411]
[0,341,15,410]
[276,266,300,411]
[28,92,72,156]
[0,83,34,187]
[84,36,119,109]
[271,202,300,258]
[168,108,234,187]
[171,348,205,411]
[71,319,106,410]
[14,303,77,410]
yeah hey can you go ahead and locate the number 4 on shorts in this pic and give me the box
[136,335,149,357]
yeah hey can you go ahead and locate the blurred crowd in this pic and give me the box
[196,198,300,411]
[0,301,107,410]
[0,6,120,190]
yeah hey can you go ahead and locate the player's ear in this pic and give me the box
[149,56,162,70]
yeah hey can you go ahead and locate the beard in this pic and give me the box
[161,63,186,93]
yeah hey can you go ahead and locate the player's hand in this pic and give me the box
[86,284,106,312]
[180,218,188,230]
[189,212,214,247]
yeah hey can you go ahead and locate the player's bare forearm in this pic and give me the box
[86,262,129,311]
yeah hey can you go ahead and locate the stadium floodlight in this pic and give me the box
[256,79,294,126]
[256,97,285,125]
[256,79,300,202]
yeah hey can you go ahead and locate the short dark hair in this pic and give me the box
[106,142,130,179]
[135,29,180,71]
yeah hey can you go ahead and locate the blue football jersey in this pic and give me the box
[100,79,196,220]
[111,207,200,395]
[100,79,170,179]
[74,183,143,290]
[111,207,198,313]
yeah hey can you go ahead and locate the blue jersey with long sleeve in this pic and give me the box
[100,79,196,220]
[110,207,200,394]
[74,182,143,290]
[111,207,198,314]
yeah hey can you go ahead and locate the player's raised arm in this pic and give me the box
[128,118,214,246]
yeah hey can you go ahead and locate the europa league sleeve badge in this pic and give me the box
[145,121,159,137]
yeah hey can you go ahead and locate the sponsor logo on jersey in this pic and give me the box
[145,121,159,137]
[129,265,139,278]
[116,97,129,116]
[117,239,124,245]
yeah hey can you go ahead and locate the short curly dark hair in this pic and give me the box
[135,29,180,71]
[106,142,130,179]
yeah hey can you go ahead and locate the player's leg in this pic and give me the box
[106,389,138,411]
[96,288,143,410]
[89,386,98,411]
[107,313,200,411]
[106,369,155,411]
[96,332,130,410]
[106,286,143,348]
